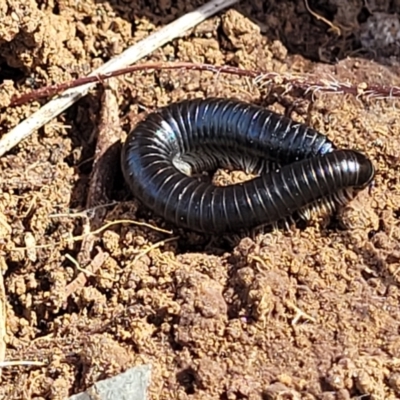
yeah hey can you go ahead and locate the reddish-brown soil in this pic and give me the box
[1,1,400,399]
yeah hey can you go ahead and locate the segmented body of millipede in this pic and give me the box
[121,97,375,234]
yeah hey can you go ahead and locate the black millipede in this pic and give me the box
[121,97,375,234]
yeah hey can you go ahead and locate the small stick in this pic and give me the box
[0,0,238,157]
[86,80,122,212]
[9,62,259,106]
[66,80,124,300]
[78,79,123,267]
[64,249,108,304]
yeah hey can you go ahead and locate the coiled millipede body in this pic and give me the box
[121,98,375,234]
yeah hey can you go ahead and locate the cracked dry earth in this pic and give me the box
[1,0,400,399]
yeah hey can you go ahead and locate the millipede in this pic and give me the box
[121,97,375,234]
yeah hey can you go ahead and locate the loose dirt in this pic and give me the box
[1,1,400,399]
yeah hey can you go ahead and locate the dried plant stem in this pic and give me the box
[64,250,108,305]
[10,62,259,106]
[77,79,123,268]
[304,0,341,35]
[0,0,238,157]
[10,62,400,109]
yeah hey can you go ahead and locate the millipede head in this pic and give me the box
[350,150,375,190]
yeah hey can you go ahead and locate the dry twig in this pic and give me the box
[64,249,108,305]
[78,79,123,266]
[9,62,258,106]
